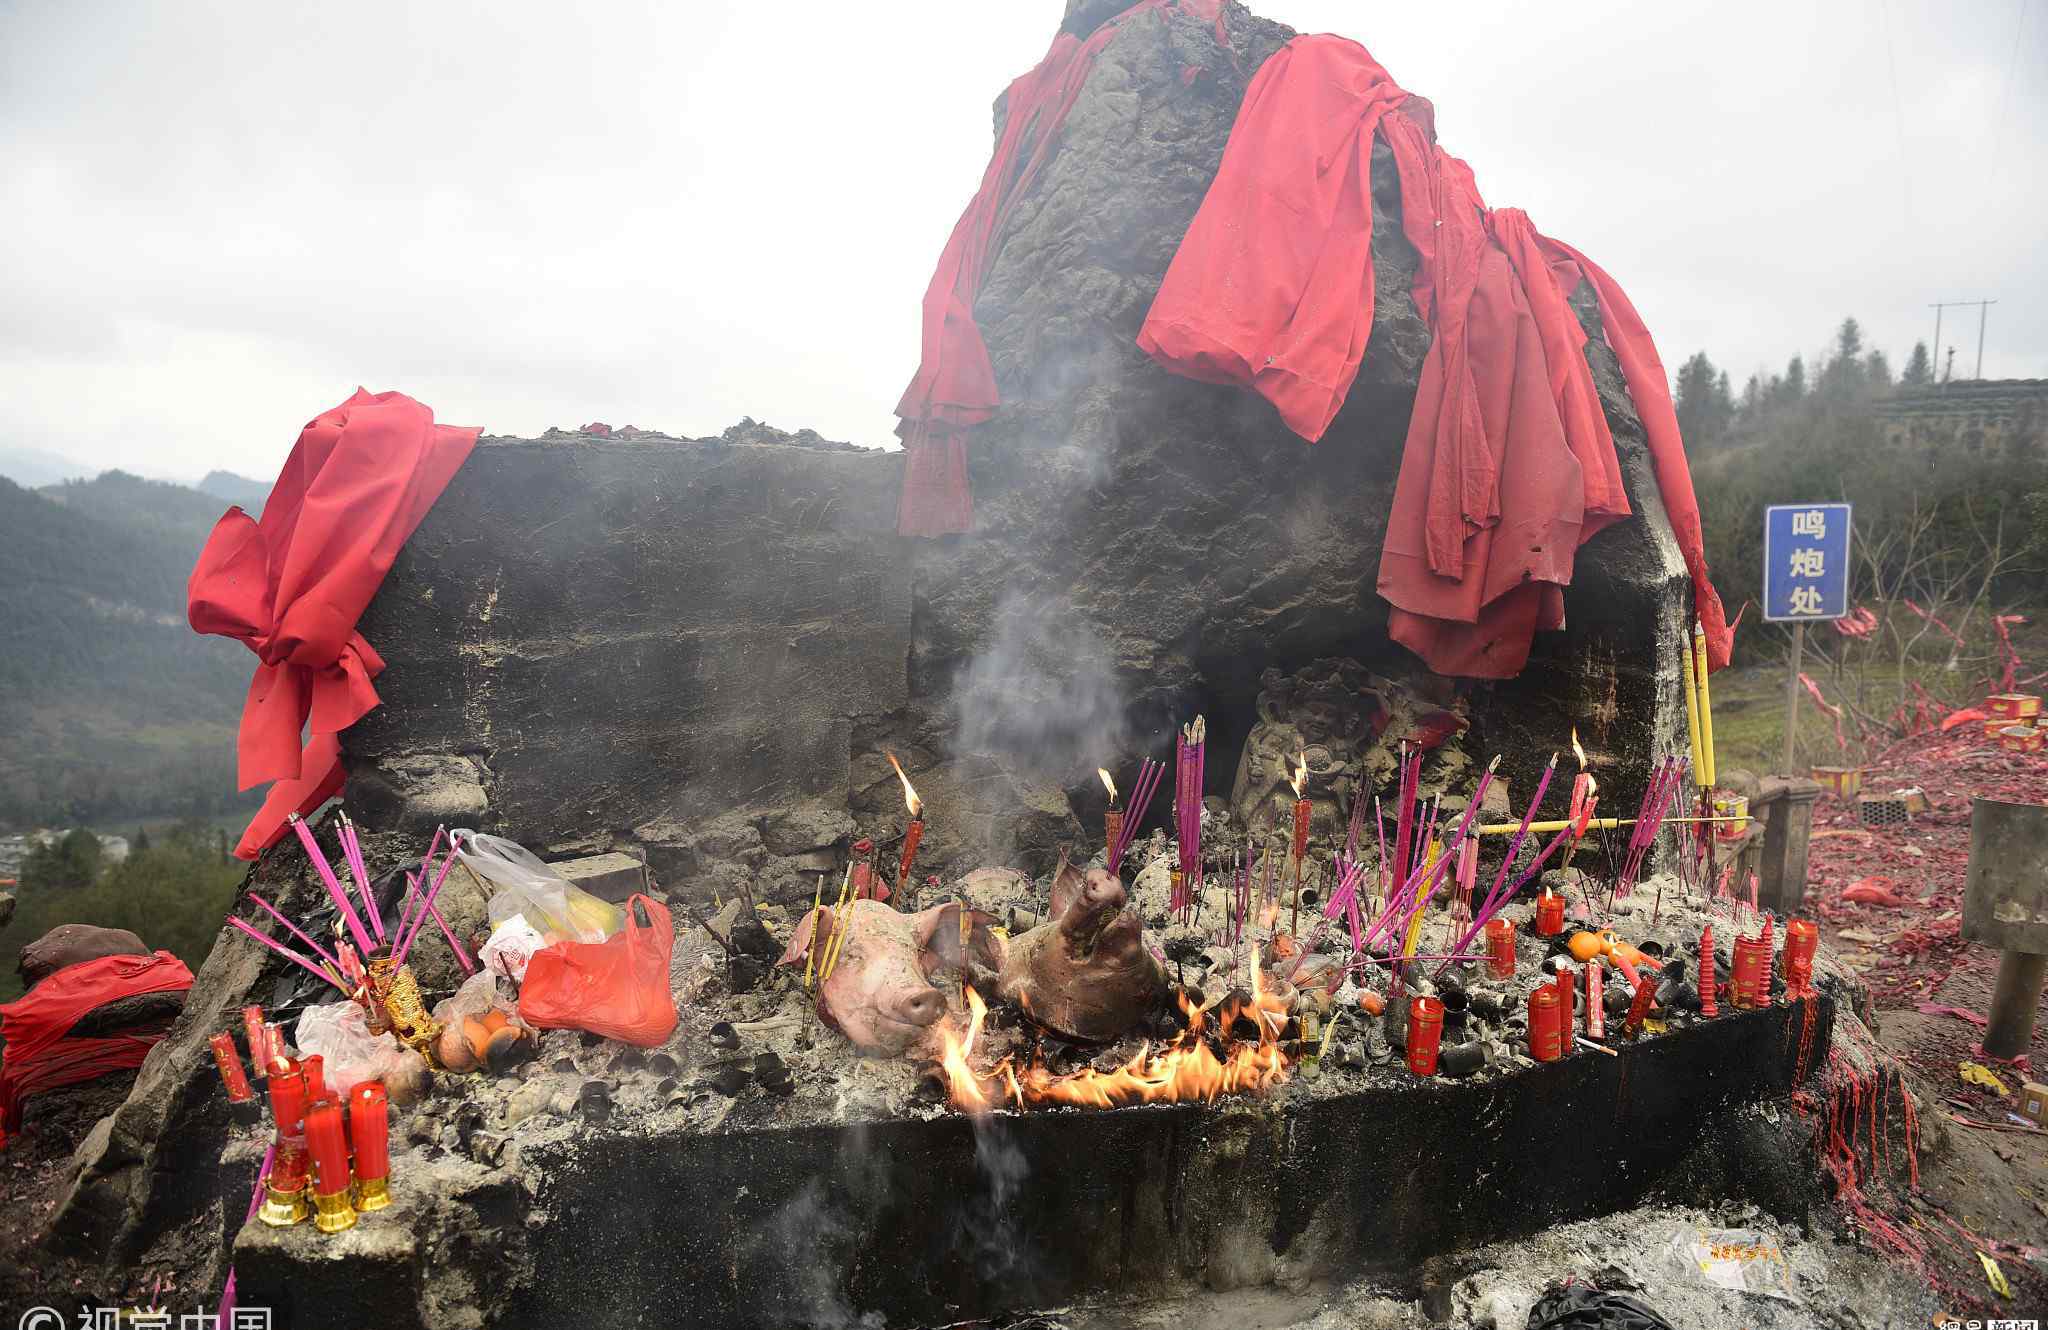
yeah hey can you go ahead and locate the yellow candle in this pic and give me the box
[1680,629,1706,782]
[1694,620,1717,787]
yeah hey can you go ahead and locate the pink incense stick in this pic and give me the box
[247,893,341,969]
[397,840,463,964]
[227,917,345,991]
[405,825,446,940]
[399,869,477,975]
[288,815,374,955]
[338,813,385,944]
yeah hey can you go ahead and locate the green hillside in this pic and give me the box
[0,472,258,829]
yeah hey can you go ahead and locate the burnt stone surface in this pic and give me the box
[345,429,908,854]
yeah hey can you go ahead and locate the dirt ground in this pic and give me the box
[1802,716,2048,1317]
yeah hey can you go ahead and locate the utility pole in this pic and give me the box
[1929,300,1996,384]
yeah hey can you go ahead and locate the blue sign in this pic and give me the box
[1763,503,1853,622]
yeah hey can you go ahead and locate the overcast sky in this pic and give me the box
[3,1,2042,483]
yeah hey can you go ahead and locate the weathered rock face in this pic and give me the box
[338,0,1690,870]
[345,424,909,863]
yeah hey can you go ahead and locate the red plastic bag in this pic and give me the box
[517,895,677,1046]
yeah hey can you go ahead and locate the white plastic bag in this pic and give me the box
[478,916,548,982]
[453,829,623,944]
[295,1001,417,1094]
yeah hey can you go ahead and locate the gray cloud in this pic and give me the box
[2,1,2041,482]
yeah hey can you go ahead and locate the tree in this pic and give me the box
[1674,351,1735,452]
[1820,318,1868,400]
[1775,354,1807,407]
[133,826,152,853]
[1902,340,1933,386]
[1864,349,1892,390]
[22,828,104,889]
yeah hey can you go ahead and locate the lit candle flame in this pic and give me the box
[1570,726,1588,770]
[1099,767,1118,806]
[1290,750,1309,800]
[886,751,922,819]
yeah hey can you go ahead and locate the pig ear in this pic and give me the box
[1049,858,1087,918]
[779,906,831,967]
[918,905,1003,977]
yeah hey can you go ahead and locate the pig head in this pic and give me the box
[996,863,1165,1042]
[780,898,1000,1057]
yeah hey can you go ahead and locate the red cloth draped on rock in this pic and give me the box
[0,951,193,1147]
[1138,36,1731,677]
[188,390,478,859]
[893,0,1224,537]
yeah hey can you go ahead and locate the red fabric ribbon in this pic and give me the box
[1138,35,1732,677]
[0,951,194,1147]
[893,0,1225,536]
[188,389,477,858]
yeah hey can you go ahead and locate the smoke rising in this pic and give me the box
[948,588,1130,776]
[955,1114,1037,1292]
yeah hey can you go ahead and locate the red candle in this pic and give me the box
[896,820,924,894]
[209,1033,254,1103]
[1534,889,1565,937]
[1552,964,1576,1043]
[258,1137,312,1227]
[1291,797,1312,863]
[241,1005,269,1081]
[303,1100,356,1232]
[1406,996,1445,1076]
[1103,809,1124,859]
[349,1081,393,1211]
[267,1061,308,1137]
[1622,974,1656,1040]
[301,1054,328,1102]
[1528,987,1562,1061]
[1784,919,1818,996]
[1730,935,1771,1009]
[1585,963,1605,1039]
[1699,924,1719,1018]
[1485,918,1517,979]
[262,1020,288,1072]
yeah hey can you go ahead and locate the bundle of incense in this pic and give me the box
[1387,797,1486,964]
[1174,718,1206,920]
[288,815,374,956]
[1355,759,1497,961]
[1387,746,1419,919]
[1638,759,1691,923]
[1619,756,1688,898]
[1344,776,1371,861]
[335,812,385,944]
[1435,755,1557,977]
[1106,757,1165,875]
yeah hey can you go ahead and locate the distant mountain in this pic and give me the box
[0,472,256,831]
[0,445,96,489]
[198,470,271,515]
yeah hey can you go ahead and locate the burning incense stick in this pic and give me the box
[1175,717,1206,923]
[1107,756,1165,875]
[288,815,374,956]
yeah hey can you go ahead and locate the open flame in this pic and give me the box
[1289,749,1308,800]
[1099,767,1118,807]
[886,750,923,819]
[939,980,1293,1114]
[1569,726,1587,770]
